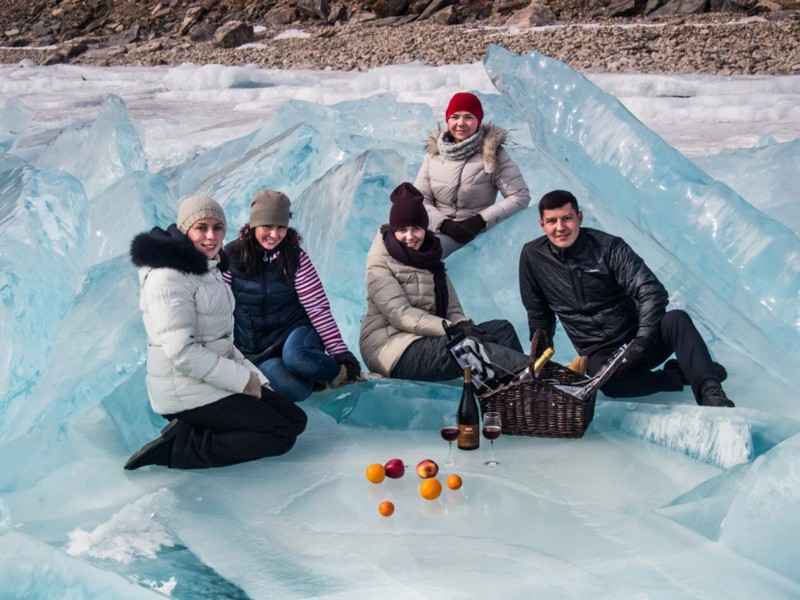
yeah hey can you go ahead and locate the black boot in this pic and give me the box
[664,359,727,385]
[697,380,735,408]
[124,419,184,470]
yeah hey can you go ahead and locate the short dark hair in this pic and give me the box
[538,190,579,218]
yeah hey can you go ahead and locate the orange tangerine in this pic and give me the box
[419,477,442,501]
[365,463,386,484]
[446,474,463,490]
[378,500,395,517]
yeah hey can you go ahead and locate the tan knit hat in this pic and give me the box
[249,189,292,228]
[177,194,226,233]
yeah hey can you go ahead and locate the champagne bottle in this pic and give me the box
[533,347,555,377]
[457,366,480,450]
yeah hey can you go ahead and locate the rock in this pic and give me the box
[606,0,643,17]
[214,21,254,48]
[755,0,790,9]
[188,22,216,42]
[297,0,331,20]
[367,0,411,18]
[644,0,665,13]
[506,3,557,25]
[59,41,88,59]
[327,2,349,22]
[651,0,709,15]
[494,0,532,13]
[265,7,300,25]
[430,5,460,23]
[708,0,748,10]
[41,52,66,65]
[418,0,451,20]
[180,6,206,36]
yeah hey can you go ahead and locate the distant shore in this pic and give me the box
[1,14,799,75]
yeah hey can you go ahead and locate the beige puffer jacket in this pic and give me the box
[359,229,468,377]
[413,124,531,233]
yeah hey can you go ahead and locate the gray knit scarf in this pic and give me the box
[436,128,485,162]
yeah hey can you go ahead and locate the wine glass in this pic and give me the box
[440,414,459,469]
[482,411,502,468]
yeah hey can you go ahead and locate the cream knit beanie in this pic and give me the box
[177,194,226,233]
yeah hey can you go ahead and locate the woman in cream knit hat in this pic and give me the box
[124,194,307,470]
[225,189,362,403]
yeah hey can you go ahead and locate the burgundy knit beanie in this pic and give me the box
[389,182,429,231]
[445,92,484,126]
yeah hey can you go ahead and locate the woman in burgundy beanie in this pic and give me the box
[414,91,531,257]
[359,182,528,382]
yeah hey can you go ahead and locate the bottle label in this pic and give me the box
[458,424,480,450]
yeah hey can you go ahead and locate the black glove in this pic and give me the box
[439,219,476,244]
[334,351,361,380]
[615,337,657,378]
[447,320,498,344]
[459,214,486,236]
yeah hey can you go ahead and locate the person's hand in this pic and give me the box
[335,351,361,380]
[459,214,486,236]
[446,320,498,343]
[243,371,262,398]
[439,219,475,244]
[615,337,657,378]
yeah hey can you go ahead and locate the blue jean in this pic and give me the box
[258,326,341,403]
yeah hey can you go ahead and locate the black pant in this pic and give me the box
[589,310,718,402]
[164,387,307,469]
[390,319,529,381]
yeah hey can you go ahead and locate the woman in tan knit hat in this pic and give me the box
[124,194,307,470]
[225,189,363,403]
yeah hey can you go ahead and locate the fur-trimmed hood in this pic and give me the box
[424,123,508,174]
[130,224,229,274]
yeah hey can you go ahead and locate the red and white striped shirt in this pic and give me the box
[294,250,348,356]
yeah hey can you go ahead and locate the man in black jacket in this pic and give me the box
[518,190,734,407]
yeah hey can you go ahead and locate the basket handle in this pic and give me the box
[529,329,551,368]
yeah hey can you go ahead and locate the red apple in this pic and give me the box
[416,459,439,479]
[384,458,405,479]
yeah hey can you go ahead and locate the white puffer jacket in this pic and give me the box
[131,225,265,415]
[359,229,467,376]
[413,124,531,233]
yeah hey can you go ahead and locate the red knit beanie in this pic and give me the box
[389,182,429,231]
[445,92,484,126]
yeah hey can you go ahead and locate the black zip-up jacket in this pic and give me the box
[518,227,668,357]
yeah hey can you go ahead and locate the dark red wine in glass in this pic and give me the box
[440,427,459,442]
[441,415,458,468]
[482,412,502,468]
[482,425,502,440]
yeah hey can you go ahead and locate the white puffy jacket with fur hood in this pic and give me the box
[413,124,531,233]
[130,225,266,415]
[359,228,468,377]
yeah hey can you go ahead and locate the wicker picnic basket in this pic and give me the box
[478,330,623,439]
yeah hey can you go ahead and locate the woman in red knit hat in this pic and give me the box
[414,91,531,257]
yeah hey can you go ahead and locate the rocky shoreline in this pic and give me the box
[1,12,799,75]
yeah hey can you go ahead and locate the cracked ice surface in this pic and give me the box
[1,46,800,598]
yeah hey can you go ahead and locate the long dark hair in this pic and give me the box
[236,224,302,280]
